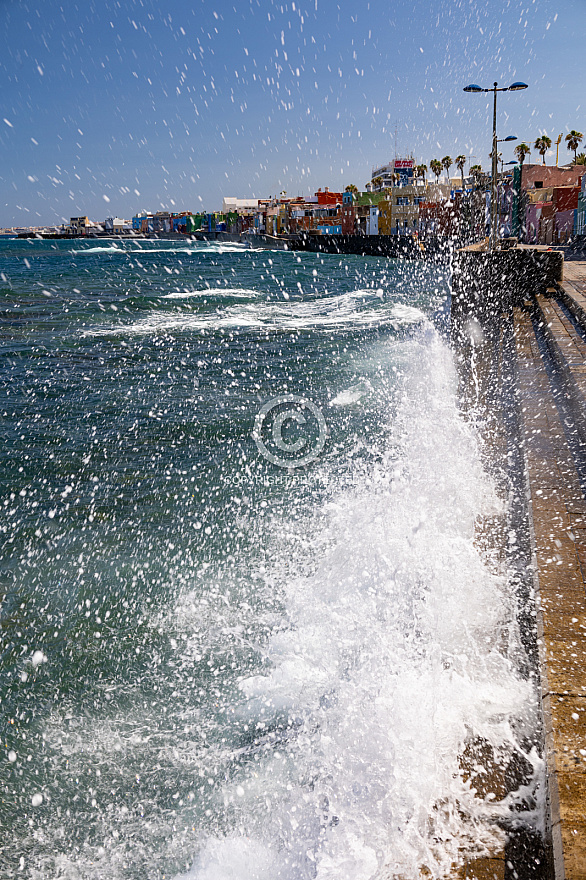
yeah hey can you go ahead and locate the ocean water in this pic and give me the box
[0,239,539,879]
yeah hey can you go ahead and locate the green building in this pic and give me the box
[576,174,586,237]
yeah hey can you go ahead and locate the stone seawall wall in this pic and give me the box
[243,232,457,258]
[287,233,425,257]
[451,246,586,880]
[451,247,563,341]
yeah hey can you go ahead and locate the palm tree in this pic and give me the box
[345,184,358,194]
[415,164,427,186]
[372,176,383,191]
[430,159,442,183]
[576,153,586,166]
[470,165,483,190]
[514,142,530,165]
[441,155,452,182]
[455,155,466,191]
[566,130,584,164]
[534,135,552,165]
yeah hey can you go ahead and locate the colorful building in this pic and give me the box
[495,175,515,237]
[393,158,416,187]
[152,212,172,234]
[511,164,523,239]
[70,216,89,235]
[520,185,579,244]
[281,191,343,235]
[314,187,343,205]
[104,217,127,234]
[170,212,192,233]
[222,197,259,214]
[369,158,415,191]
[525,201,554,245]
[520,163,585,191]
[553,186,580,243]
[132,211,151,232]
[341,191,356,234]
[353,192,387,234]
[510,164,586,243]
[418,200,460,236]
[225,211,239,232]
[366,205,379,235]
[202,213,216,233]
[185,214,203,233]
[378,184,425,234]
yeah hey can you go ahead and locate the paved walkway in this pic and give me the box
[514,261,586,879]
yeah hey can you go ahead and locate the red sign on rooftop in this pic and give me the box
[394,159,414,169]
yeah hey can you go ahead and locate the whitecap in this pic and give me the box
[74,245,123,254]
[87,291,425,337]
[163,287,261,300]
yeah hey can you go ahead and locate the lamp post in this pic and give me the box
[494,136,518,176]
[463,80,528,250]
[499,160,518,235]
[492,138,517,236]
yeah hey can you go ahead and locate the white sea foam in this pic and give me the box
[163,287,261,300]
[87,291,425,336]
[74,245,124,254]
[177,325,539,879]
[74,242,255,256]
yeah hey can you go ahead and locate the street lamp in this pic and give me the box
[463,80,528,249]
[497,161,520,236]
[493,137,517,175]
[490,143,518,236]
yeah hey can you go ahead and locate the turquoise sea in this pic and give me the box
[1,239,537,880]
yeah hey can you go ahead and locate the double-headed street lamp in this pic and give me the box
[493,138,518,232]
[463,80,528,249]
[494,135,518,178]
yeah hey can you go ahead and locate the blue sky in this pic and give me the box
[0,0,584,226]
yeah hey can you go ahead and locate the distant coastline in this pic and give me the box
[4,228,453,261]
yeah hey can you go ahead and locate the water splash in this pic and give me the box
[174,325,540,880]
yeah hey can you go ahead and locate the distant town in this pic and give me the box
[2,147,586,245]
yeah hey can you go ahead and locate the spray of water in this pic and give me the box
[174,324,541,880]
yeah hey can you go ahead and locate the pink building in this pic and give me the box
[525,202,555,244]
[555,209,576,243]
[521,164,584,190]
[525,203,541,244]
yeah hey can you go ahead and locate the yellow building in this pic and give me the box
[377,185,426,234]
[394,185,424,233]
[70,216,89,235]
[378,199,393,234]
[526,187,553,204]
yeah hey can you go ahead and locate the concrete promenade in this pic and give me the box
[517,261,586,879]
[452,250,586,879]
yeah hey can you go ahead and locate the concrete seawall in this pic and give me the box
[282,232,431,258]
[243,231,452,258]
[453,244,586,880]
